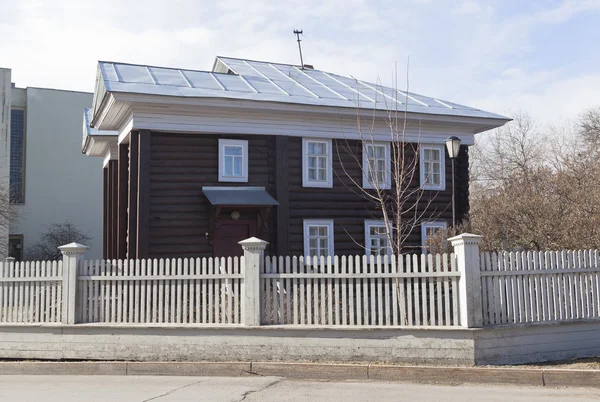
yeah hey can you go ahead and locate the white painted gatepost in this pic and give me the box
[449,233,484,328]
[239,237,268,326]
[59,242,89,324]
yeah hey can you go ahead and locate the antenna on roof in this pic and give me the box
[293,29,304,69]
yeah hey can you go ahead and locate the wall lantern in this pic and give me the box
[445,136,462,159]
[231,211,240,220]
[445,136,461,228]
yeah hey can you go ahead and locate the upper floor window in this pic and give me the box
[219,139,248,182]
[420,145,445,190]
[421,221,447,252]
[363,142,391,189]
[10,109,25,203]
[302,138,332,188]
[303,219,334,258]
[364,220,392,256]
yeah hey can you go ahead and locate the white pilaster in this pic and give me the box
[59,242,88,324]
[239,237,268,326]
[448,233,483,328]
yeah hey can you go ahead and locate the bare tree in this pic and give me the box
[467,108,600,251]
[26,221,91,261]
[579,107,600,149]
[335,70,442,255]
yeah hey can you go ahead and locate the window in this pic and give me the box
[420,145,445,190]
[421,221,447,252]
[218,139,248,182]
[10,109,25,203]
[302,138,332,188]
[303,219,334,257]
[8,235,23,262]
[364,220,392,256]
[363,142,391,189]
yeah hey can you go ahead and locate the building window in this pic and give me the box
[363,142,391,189]
[8,235,23,262]
[302,138,332,188]
[218,139,248,182]
[10,109,25,203]
[303,219,334,258]
[421,221,447,252]
[364,220,392,256]
[420,145,445,190]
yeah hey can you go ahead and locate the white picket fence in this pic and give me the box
[261,253,460,326]
[480,250,600,326]
[77,257,243,324]
[4,235,600,329]
[0,261,63,323]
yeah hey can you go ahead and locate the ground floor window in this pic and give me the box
[421,221,447,252]
[303,219,334,258]
[364,220,392,256]
[9,235,23,261]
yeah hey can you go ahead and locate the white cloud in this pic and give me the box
[0,0,598,127]
[452,1,483,15]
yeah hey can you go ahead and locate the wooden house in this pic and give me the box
[82,57,509,260]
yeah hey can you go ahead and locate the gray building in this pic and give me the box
[0,67,103,259]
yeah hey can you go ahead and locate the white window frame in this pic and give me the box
[302,138,333,188]
[218,139,248,182]
[303,219,335,258]
[421,221,448,252]
[419,144,446,191]
[364,220,392,256]
[362,142,391,189]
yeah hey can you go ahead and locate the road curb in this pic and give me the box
[0,361,599,388]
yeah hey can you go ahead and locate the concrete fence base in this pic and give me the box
[1,320,600,366]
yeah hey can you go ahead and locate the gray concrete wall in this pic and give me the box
[474,320,600,365]
[10,88,103,258]
[2,321,600,366]
[0,325,476,365]
[0,69,11,257]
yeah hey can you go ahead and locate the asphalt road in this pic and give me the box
[0,375,599,401]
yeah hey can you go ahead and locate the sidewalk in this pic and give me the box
[1,361,599,388]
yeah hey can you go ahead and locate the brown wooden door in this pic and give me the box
[213,220,257,258]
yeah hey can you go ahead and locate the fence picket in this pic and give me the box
[375,255,382,326]
[450,254,459,326]
[391,255,399,326]
[299,256,306,325]
[334,255,341,326]
[435,254,442,326]
[342,256,357,325]
[353,255,361,326]
[383,255,391,326]
[427,254,435,326]
[285,256,291,325]
[278,256,285,324]
[442,254,450,325]
[306,257,313,325]
[52,261,59,322]
[406,255,413,326]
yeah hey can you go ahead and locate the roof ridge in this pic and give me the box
[215,55,304,70]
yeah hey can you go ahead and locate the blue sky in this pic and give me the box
[1,0,599,124]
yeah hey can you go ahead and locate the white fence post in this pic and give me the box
[58,242,88,324]
[448,233,483,328]
[239,237,268,326]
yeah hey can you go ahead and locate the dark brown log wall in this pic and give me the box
[109,131,469,259]
[286,138,469,256]
[147,132,277,258]
[103,160,119,259]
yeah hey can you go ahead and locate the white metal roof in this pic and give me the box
[95,56,508,121]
